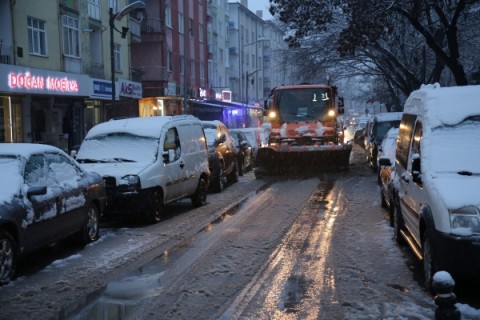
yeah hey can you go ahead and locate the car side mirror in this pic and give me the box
[411,155,422,184]
[27,185,47,197]
[162,149,176,163]
[378,157,391,167]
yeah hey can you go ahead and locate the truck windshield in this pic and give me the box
[276,88,331,122]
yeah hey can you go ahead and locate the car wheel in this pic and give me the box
[393,201,405,244]
[191,178,208,207]
[227,162,238,184]
[238,158,244,176]
[146,188,163,224]
[79,203,100,243]
[212,168,224,193]
[0,230,16,285]
[380,189,388,209]
[422,230,435,291]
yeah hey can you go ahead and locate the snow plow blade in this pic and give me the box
[254,144,352,177]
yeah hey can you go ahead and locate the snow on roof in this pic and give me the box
[374,112,403,122]
[0,143,64,158]
[404,83,480,128]
[85,116,198,139]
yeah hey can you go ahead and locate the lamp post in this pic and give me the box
[109,1,145,110]
[245,68,262,106]
[240,38,267,105]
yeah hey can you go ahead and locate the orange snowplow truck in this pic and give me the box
[254,84,352,176]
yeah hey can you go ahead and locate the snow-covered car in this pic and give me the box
[76,116,210,224]
[377,127,399,225]
[201,120,237,192]
[393,84,480,289]
[229,130,254,176]
[364,112,402,170]
[0,143,106,284]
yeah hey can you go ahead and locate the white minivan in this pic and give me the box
[393,84,480,289]
[75,115,210,224]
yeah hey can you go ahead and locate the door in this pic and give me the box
[400,120,425,248]
[23,154,64,250]
[161,126,186,201]
[176,123,199,196]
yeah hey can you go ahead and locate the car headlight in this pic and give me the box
[120,175,141,191]
[449,206,480,233]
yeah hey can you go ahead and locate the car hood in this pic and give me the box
[80,162,152,181]
[426,172,480,209]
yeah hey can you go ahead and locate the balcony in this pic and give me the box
[141,17,163,33]
[135,65,170,82]
[89,62,105,79]
[0,43,14,65]
[129,17,142,42]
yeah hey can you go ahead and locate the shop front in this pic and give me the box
[0,63,90,151]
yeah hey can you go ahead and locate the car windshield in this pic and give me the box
[429,117,480,174]
[0,155,24,202]
[276,88,331,122]
[76,132,159,163]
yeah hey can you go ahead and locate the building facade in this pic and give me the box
[0,0,142,150]
[133,0,209,117]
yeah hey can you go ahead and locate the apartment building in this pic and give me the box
[0,0,143,150]
[133,0,209,117]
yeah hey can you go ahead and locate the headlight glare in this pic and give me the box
[449,206,480,233]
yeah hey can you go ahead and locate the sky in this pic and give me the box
[247,0,274,20]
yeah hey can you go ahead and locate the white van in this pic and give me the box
[393,84,480,289]
[75,115,210,224]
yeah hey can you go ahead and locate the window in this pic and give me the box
[109,0,118,13]
[199,24,204,42]
[179,13,184,34]
[167,50,173,72]
[27,17,47,56]
[190,59,195,78]
[219,48,223,62]
[165,5,172,28]
[114,43,121,71]
[180,55,185,74]
[62,15,80,57]
[200,62,205,80]
[189,18,194,37]
[88,0,100,20]
[163,128,181,161]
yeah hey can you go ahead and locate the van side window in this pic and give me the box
[410,121,423,175]
[164,128,181,161]
[396,114,416,169]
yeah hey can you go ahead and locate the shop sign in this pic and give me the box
[119,79,142,99]
[90,79,113,100]
[0,63,90,96]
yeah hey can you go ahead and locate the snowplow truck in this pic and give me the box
[254,84,352,176]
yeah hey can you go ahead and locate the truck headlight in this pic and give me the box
[328,109,336,117]
[268,111,277,119]
[449,206,480,233]
[120,175,141,191]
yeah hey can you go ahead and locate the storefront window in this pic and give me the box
[0,96,22,143]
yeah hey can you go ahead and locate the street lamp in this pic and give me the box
[241,38,268,105]
[109,1,145,109]
[245,68,262,106]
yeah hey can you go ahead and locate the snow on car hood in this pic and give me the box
[424,173,480,209]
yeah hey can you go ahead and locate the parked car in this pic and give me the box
[229,130,254,176]
[393,84,480,289]
[377,127,399,225]
[364,112,402,170]
[353,119,369,147]
[0,143,106,284]
[76,115,210,224]
[201,120,238,192]
[230,126,270,160]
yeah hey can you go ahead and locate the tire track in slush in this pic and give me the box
[221,178,345,319]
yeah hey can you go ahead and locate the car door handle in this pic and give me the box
[179,161,185,169]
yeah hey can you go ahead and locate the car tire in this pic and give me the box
[238,158,244,176]
[0,229,16,285]
[79,203,100,243]
[393,201,405,245]
[146,188,163,224]
[212,168,224,193]
[380,189,388,209]
[191,178,208,207]
[422,230,435,292]
[227,162,238,184]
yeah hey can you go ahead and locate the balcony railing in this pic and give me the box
[136,65,169,81]
[89,62,105,79]
[0,43,14,65]
[141,18,164,33]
